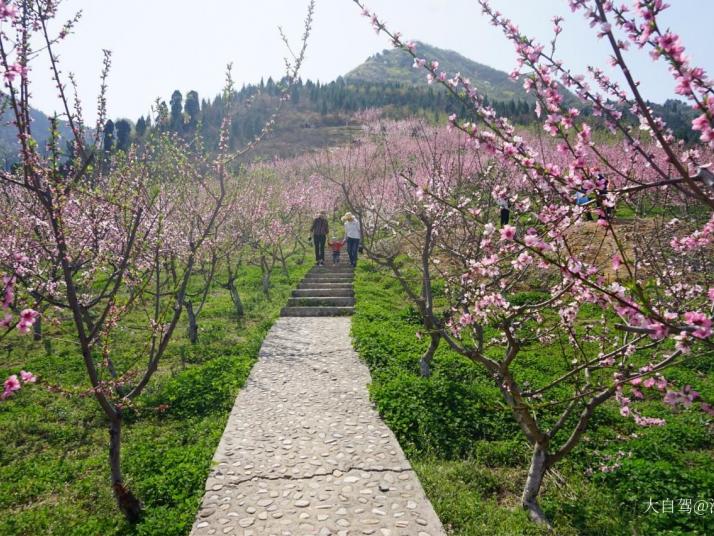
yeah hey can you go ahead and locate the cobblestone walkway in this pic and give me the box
[190,317,445,536]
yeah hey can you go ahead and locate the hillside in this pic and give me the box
[109,44,697,160]
[0,99,75,165]
[346,41,531,103]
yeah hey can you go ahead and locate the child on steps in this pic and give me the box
[328,237,345,265]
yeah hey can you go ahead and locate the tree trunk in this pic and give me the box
[186,301,198,344]
[109,417,142,523]
[419,333,439,378]
[227,279,244,318]
[262,273,271,299]
[260,254,271,300]
[522,443,553,528]
[33,315,42,341]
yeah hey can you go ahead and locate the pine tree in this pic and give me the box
[103,120,115,152]
[170,90,183,131]
[135,116,147,138]
[185,90,200,127]
[115,119,131,152]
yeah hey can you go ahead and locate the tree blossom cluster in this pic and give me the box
[2,370,36,400]
[0,0,317,521]
[351,0,712,525]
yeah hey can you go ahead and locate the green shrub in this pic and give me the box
[369,370,516,458]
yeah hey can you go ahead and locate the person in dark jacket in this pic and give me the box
[497,195,510,226]
[310,211,329,265]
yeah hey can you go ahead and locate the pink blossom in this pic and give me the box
[459,313,474,326]
[683,311,712,339]
[20,309,37,323]
[633,415,665,426]
[0,2,17,21]
[500,225,516,241]
[412,58,426,69]
[4,374,20,392]
[20,370,36,383]
[1,374,20,399]
[647,322,668,340]
[611,255,622,271]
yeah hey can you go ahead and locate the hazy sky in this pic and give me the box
[30,0,714,123]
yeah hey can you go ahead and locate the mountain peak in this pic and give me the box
[345,42,529,102]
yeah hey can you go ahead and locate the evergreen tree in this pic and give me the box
[290,84,300,105]
[115,119,131,152]
[185,90,200,126]
[508,99,517,116]
[103,120,115,152]
[135,116,147,138]
[156,101,169,131]
[170,90,183,131]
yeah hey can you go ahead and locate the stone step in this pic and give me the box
[303,275,354,283]
[306,268,354,277]
[309,265,354,273]
[298,281,353,289]
[305,271,354,277]
[292,288,354,298]
[280,306,355,317]
[287,297,356,307]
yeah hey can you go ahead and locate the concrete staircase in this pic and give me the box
[281,264,355,317]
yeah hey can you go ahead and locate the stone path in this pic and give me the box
[190,316,445,536]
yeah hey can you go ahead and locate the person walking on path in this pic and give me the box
[497,195,510,226]
[342,212,361,267]
[310,211,329,266]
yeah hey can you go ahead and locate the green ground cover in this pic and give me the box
[0,260,309,536]
[351,262,714,536]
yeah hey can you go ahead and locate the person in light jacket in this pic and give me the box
[342,212,361,267]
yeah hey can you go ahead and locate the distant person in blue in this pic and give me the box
[575,190,593,221]
[341,212,361,267]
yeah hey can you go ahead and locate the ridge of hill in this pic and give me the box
[345,41,530,103]
[87,43,698,161]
